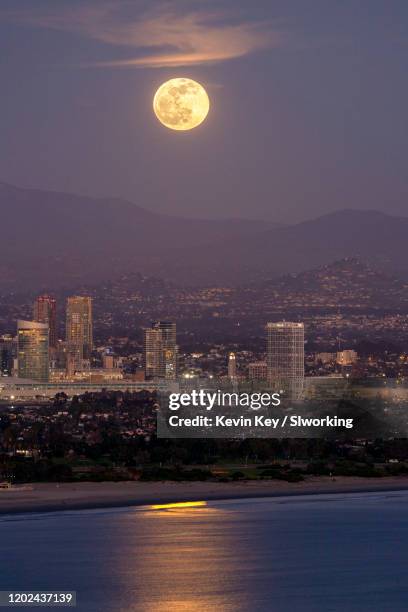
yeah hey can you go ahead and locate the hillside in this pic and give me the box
[1,183,407,288]
[0,183,271,288]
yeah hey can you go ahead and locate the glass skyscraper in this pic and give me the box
[17,320,49,381]
[144,321,177,379]
[34,295,57,349]
[0,334,15,376]
[66,296,93,371]
[267,322,304,399]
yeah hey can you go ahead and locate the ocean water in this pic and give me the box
[1,491,408,611]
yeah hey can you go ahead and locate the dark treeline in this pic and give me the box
[1,391,408,483]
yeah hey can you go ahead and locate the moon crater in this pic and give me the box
[153,78,210,131]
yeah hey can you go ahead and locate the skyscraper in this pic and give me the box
[34,295,57,348]
[267,322,304,399]
[144,327,162,379]
[66,296,93,370]
[17,320,49,381]
[0,334,15,376]
[144,321,177,379]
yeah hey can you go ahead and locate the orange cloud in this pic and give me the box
[4,1,283,68]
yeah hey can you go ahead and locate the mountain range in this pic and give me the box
[1,182,407,289]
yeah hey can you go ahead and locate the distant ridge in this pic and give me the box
[0,183,274,289]
[158,208,408,283]
[0,183,407,288]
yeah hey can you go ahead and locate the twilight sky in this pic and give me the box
[0,0,407,222]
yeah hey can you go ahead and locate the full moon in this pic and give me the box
[153,78,210,131]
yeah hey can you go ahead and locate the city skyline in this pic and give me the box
[1,254,406,391]
[0,288,374,408]
[4,293,310,391]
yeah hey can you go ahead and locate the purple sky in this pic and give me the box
[0,0,407,222]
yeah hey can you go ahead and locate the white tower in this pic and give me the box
[267,322,304,399]
[228,352,237,380]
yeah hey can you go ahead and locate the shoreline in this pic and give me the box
[1,476,408,516]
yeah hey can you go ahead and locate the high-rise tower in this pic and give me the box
[34,295,57,348]
[0,334,15,376]
[267,322,304,399]
[17,320,49,381]
[66,296,93,370]
[143,321,177,379]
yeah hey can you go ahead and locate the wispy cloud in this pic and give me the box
[3,1,283,68]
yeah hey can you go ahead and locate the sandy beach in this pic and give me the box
[1,476,408,515]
